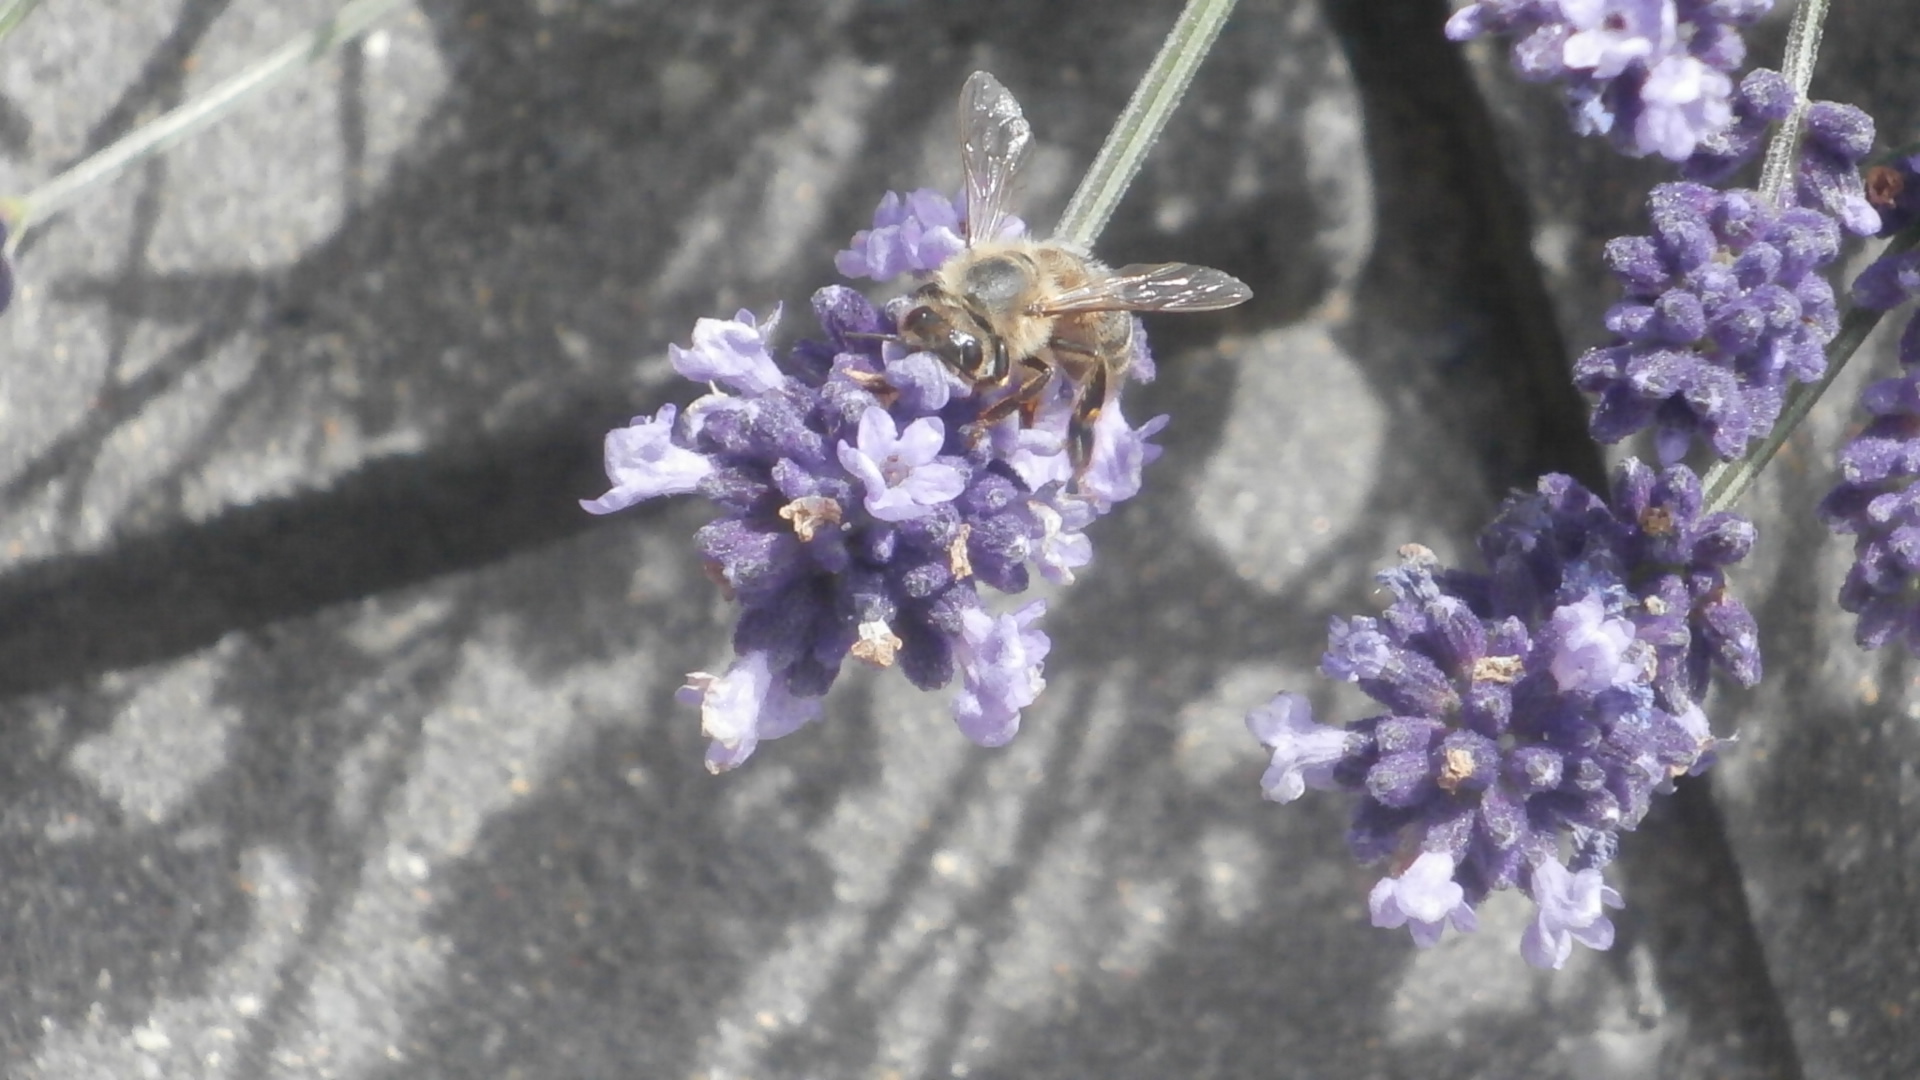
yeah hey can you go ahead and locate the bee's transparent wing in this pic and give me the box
[1035,263,1252,314]
[959,71,1031,246]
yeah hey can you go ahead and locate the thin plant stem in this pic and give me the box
[1758,0,1827,206]
[1053,0,1239,249]
[4,0,408,256]
[0,0,42,45]
[1700,0,1841,514]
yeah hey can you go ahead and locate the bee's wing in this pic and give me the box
[959,71,1032,246]
[1034,263,1252,314]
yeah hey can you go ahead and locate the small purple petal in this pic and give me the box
[1245,692,1349,803]
[1520,857,1624,969]
[680,651,824,774]
[952,601,1050,746]
[581,404,713,514]
[1369,851,1478,947]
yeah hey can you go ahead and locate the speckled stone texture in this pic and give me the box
[0,1,1909,1077]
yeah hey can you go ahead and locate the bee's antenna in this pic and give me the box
[842,331,903,344]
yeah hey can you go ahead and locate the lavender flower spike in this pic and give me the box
[1247,461,1755,959]
[588,276,1167,767]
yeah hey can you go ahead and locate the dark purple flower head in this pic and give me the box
[1575,182,1842,463]
[1446,0,1772,160]
[588,236,1167,770]
[1820,298,1920,654]
[1865,153,1920,238]
[1249,461,1748,965]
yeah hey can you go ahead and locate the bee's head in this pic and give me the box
[898,285,1005,384]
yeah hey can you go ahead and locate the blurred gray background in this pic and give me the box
[0,0,1913,1076]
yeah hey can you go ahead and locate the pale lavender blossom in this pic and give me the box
[1369,851,1480,948]
[1635,54,1733,161]
[1546,594,1639,694]
[580,404,713,514]
[836,407,969,522]
[951,601,1051,746]
[679,651,825,774]
[1246,692,1348,804]
[1560,0,1673,80]
[669,307,785,395]
[834,188,1027,281]
[1446,0,1770,160]
[1521,857,1624,969]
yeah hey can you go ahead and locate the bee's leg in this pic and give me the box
[1066,359,1110,482]
[974,355,1052,426]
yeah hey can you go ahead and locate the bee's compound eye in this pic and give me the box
[900,306,937,339]
[956,334,986,377]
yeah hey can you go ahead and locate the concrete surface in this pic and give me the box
[0,0,1910,1077]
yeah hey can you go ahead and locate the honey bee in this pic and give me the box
[896,71,1251,475]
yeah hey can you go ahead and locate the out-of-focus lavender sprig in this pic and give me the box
[1444,0,1776,162]
[587,193,1165,772]
[0,218,14,316]
[1248,459,1756,967]
[1572,179,1846,464]
[1817,157,1920,655]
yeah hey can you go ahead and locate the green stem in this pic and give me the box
[0,0,43,45]
[1702,226,1920,515]
[1053,0,1240,249]
[1757,0,1827,206]
[4,0,407,256]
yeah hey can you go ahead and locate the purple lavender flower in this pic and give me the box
[836,407,968,522]
[680,651,825,774]
[1521,856,1624,969]
[834,189,1024,282]
[1445,0,1772,161]
[835,189,967,281]
[1247,692,1349,804]
[581,404,713,514]
[587,281,1168,770]
[1819,259,1920,653]
[669,307,786,395]
[1574,182,1842,463]
[1369,851,1480,947]
[952,600,1050,746]
[1248,461,1750,964]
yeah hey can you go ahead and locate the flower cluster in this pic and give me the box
[1818,178,1920,653]
[1444,0,1775,161]
[1573,180,1843,463]
[586,193,1163,772]
[1248,459,1758,966]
